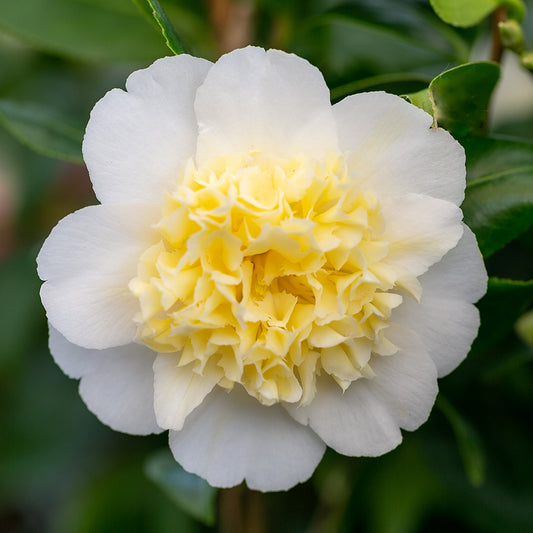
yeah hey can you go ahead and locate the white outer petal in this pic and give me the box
[37,203,159,349]
[83,55,212,204]
[371,324,439,431]
[49,324,101,379]
[169,387,325,491]
[288,376,402,457]
[333,91,466,205]
[417,225,487,303]
[393,226,487,376]
[49,326,161,435]
[287,328,438,455]
[380,193,464,278]
[194,46,338,164]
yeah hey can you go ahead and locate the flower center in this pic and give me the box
[129,152,403,406]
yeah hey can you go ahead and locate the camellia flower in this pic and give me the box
[37,47,487,491]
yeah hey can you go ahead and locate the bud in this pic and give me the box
[516,310,533,347]
[520,51,533,72]
[498,19,524,53]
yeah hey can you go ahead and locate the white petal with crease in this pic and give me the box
[83,55,212,204]
[287,325,438,453]
[381,193,464,278]
[49,326,161,435]
[38,204,159,349]
[393,227,487,376]
[169,387,325,491]
[288,378,402,457]
[371,324,438,431]
[418,225,487,303]
[334,91,465,205]
[195,47,338,163]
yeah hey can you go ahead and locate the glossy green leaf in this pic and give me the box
[463,165,533,257]
[0,99,83,163]
[429,62,500,138]
[437,396,486,487]
[430,0,498,27]
[143,0,188,55]
[404,63,500,137]
[463,136,533,255]
[145,450,217,525]
[473,277,533,353]
[0,0,168,63]
[403,88,434,116]
[464,135,533,180]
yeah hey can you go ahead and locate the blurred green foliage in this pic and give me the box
[1,0,533,532]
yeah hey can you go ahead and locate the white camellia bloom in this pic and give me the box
[37,47,487,491]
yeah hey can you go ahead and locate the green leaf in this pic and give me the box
[142,0,188,55]
[429,62,500,138]
[0,99,83,163]
[430,0,498,27]
[463,155,533,257]
[437,396,486,487]
[463,135,533,180]
[473,277,533,353]
[403,88,434,116]
[144,450,217,525]
[0,0,168,63]
[404,63,500,138]
[463,136,533,256]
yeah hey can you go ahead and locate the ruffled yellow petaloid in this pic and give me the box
[129,152,404,406]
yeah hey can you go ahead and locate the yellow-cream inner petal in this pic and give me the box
[129,152,409,406]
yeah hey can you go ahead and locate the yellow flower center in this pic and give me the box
[129,152,404,406]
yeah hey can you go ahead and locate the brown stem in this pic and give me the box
[219,486,244,533]
[245,489,267,533]
[491,6,507,63]
[218,485,267,533]
[208,0,255,56]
